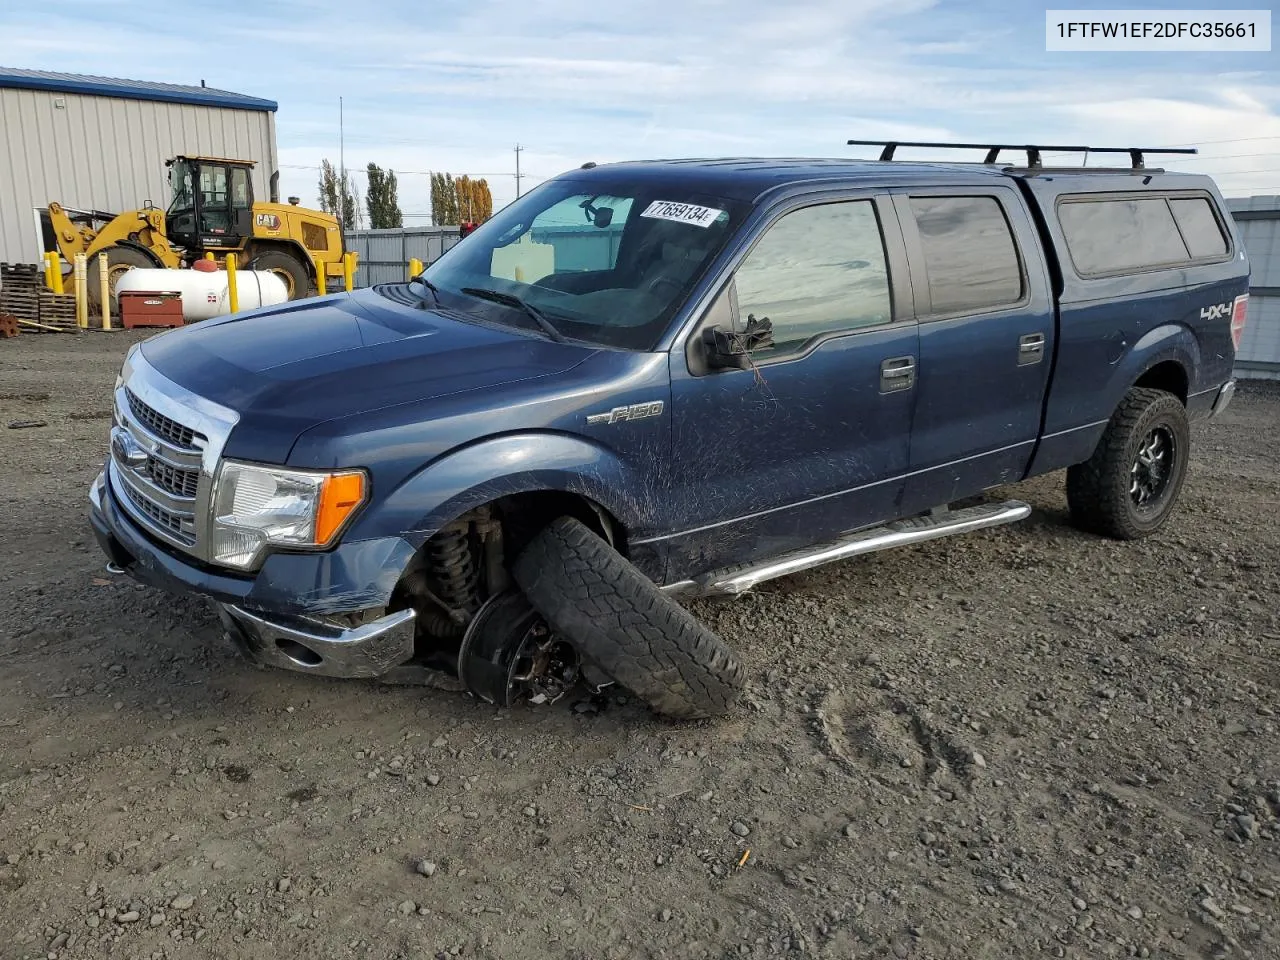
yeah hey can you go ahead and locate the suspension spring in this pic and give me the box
[428,521,481,618]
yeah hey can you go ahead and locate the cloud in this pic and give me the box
[6,0,1279,210]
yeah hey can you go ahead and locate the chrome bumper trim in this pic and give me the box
[1210,379,1237,418]
[217,604,417,679]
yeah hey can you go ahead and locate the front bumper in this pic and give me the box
[217,603,416,679]
[90,468,417,678]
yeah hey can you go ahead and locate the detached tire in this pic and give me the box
[1067,387,1191,540]
[512,517,745,720]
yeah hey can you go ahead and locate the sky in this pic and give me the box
[4,0,1278,221]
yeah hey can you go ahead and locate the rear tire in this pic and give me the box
[86,245,157,311]
[250,249,316,300]
[512,517,746,720]
[1066,387,1191,540]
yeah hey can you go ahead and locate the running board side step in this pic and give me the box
[664,500,1031,598]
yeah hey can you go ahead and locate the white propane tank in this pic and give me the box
[114,267,290,322]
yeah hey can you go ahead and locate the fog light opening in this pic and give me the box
[275,638,323,667]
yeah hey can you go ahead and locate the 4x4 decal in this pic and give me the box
[1201,300,1233,321]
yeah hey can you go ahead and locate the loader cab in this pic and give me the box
[165,156,254,252]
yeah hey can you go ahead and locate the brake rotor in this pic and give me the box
[457,590,581,707]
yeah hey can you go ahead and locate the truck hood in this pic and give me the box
[137,287,598,463]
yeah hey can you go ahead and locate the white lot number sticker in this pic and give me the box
[640,200,724,229]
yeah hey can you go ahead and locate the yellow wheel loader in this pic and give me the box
[41,156,352,308]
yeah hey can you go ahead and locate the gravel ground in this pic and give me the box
[1,330,1277,960]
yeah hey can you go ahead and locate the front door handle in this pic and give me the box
[880,356,916,393]
[1018,333,1045,366]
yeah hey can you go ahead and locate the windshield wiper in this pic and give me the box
[408,274,441,306]
[459,287,565,342]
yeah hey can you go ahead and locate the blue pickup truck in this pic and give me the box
[90,141,1250,719]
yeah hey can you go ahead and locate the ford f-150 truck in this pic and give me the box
[90,140,1250,719]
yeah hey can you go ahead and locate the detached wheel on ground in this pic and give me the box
[1067,386,1191,540]
[512,516,746,720]
[86,245,157,311]
[250,249,316,300]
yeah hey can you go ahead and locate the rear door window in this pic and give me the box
[908,196,1024,315]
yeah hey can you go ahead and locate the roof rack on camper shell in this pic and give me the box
[846,139,1198,173]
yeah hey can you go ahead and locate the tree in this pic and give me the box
[455,175,493,223]
[318,158,363,230]
[431,172,493,225]
[365,163,403,229]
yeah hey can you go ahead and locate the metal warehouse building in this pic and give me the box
[1228,196,1280,380]
[0,67,278,265]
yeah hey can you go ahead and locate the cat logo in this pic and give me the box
[586,401,664,426]
[255,213,281,231]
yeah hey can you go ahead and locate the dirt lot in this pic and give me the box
[1,330,1277,960]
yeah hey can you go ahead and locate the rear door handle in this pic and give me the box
[880,356,916,393]
[1018,333,1045,366]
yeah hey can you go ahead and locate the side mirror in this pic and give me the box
[592,207,614,228]
[700,315,774,370]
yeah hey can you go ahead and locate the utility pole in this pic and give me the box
[339,96,345,230]
[514,144,523,198]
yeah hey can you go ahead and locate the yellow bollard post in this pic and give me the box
[226,253,239,314]
[407,257,423,280]
[204,252,215,261]
[343,251,356,292]
[74,254,88,329]
[98,252,112,330]
[50,251,64,295]
[42,252,53,289]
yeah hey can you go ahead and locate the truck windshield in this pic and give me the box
[423,178,748,350]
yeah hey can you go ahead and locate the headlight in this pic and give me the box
[211,460,367,569]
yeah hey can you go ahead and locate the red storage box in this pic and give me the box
[120,291,184,329]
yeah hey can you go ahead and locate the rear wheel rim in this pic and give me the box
[106,263,134,299]
[267,267,296,298]
[1130,425,1176,513]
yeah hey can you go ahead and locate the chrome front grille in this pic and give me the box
[107,347,239,561]
[121,479,195,542]
[146,455,200,498]
[127,389,203,449]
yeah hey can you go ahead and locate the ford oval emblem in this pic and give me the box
[110,427,149,469]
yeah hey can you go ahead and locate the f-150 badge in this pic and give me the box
[586,401,664,426]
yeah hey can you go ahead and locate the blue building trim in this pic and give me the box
[0,68,277,112]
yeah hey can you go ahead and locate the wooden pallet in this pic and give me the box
[0,262,42,324]
[1,262,86,332]
[38,291,79,331]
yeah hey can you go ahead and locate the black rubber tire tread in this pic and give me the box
[86,245,156,310]
[512,516,746,720]
[1066,386,1191,540]
[251,249,316,300]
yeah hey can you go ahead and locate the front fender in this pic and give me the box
[356,431,663,548]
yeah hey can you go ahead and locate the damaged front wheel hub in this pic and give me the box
[457,590,581,706]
